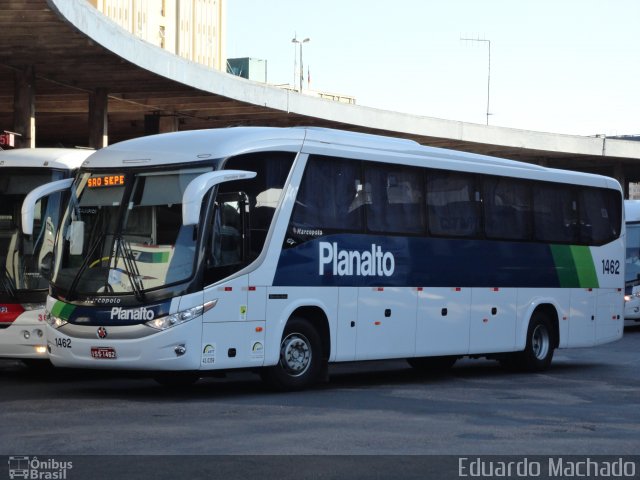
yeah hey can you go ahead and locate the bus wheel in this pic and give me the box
[518,311,555,371]
[261,317,323,391]
[407,355,457,372]
[153,372,200,388]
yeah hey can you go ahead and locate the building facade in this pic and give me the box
[88,0,226,70]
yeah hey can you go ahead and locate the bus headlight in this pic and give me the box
[145,300,217,331]
[46,314,67,329]
[625,292,640,302]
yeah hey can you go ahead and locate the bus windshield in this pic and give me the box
[0,169,64,297]
[51,166,212,298]
[626,222,640,285]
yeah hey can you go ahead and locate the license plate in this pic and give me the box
[90,346,117,359]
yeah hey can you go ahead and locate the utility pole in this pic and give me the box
[461,36,492,125]
[292,34,310,92]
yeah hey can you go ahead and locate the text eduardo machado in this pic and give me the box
[458,457,636,478]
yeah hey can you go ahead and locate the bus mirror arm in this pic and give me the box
[182,170,256,226]
[21,178,74,235]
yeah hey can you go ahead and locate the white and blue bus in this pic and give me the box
[1,148,91,366]
[22,128,624,388]
[623,200,640,325]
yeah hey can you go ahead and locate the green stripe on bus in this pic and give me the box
[550,245,579,287]
[570,245,599,288]
[51,301,75,321]
[549,244,599,288]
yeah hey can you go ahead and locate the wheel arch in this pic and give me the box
[289,306,331,362]
[528,303,560,350]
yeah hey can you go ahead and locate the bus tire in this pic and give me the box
[517,311,555,371]
[261,317,323,391]
[407,355,457,372]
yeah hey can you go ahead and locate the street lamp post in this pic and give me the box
[461,36,491,125]
[292,34,310,92]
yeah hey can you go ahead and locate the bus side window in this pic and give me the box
[578,188,621,245]
[222,151,295,259]
[365,163,426,235]
[426,171,480,238]
[288,155,364,244]
[483,177,532,240]
[533,184,578,243]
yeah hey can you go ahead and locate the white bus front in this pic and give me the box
[0,168,69,363]
[25,147,296,383]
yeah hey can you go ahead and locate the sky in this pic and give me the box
[226,0,640,137]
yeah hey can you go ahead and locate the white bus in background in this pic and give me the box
[1,148,92,367]
[22,128,625,389]
[623,200,640,326]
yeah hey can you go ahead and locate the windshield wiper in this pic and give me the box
[1,268,17,298]
[113,235,145,302]
[66,232,106,300]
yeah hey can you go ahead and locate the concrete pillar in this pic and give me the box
[89,87,108,149]
[13,66,36,148]
[614,162,627,198]
[159,115,179,133]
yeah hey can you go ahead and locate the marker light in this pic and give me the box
[35,346,47,354]
[145,300,217,331]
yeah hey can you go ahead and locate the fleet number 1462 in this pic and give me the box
[602,259,620,275]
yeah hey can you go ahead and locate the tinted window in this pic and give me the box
[533,184,578,243]
[364,163,426,234]
[290,155,364,233]
[579,188,621,245]
[223,151,295,258]
[483,177,532,240]
[427,172,480,237]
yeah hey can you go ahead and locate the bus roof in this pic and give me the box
[80,127,621,191]
[0,148,93,170]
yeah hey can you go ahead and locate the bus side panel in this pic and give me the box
[335,287,358,362]
[263,287,338,367]
[200,321,266,369]
[203,277,248,323]
[355,287,417,360]
[469,287,517,354]
[595,288,624,344]
[515,289,570,350]
[568,288,597,347]
[416,287,470,356]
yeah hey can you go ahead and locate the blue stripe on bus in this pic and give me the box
[273,234,576,288]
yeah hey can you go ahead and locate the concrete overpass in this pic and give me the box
[2,0,640,195]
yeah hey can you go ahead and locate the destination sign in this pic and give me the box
[87,174,125,188]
